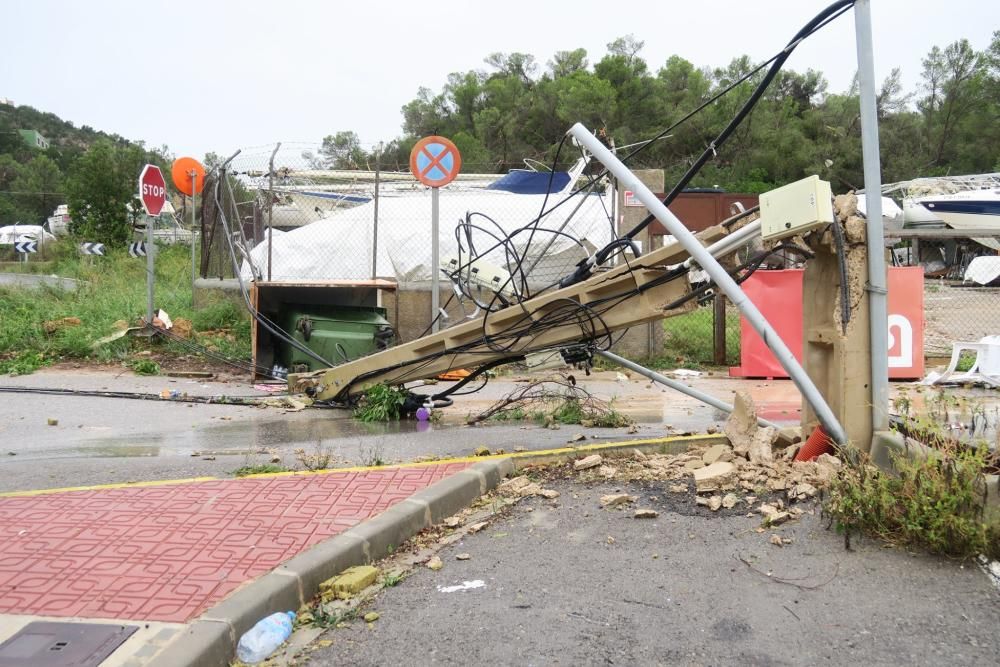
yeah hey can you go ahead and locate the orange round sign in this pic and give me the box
[171,157,206,196]
[409,136,462,188]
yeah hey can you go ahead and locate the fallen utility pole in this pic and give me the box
[290,224,733,401]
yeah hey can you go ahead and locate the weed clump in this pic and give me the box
[826,441,999,560]
[129,358,160,375]
[354,383,407,422]
[232,463,290,477]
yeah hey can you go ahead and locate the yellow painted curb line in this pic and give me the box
[0,433,722,498]
[0,476,218,498]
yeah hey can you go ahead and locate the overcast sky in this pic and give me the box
[3,1,997,160]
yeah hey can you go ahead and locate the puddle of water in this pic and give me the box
[893,385,1000,447]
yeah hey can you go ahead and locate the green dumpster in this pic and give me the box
[276,305,393,373]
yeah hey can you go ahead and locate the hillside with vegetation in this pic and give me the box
[0,101,171,242]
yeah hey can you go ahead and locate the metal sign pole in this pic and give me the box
[431,185,440,333]
[190,171,197,307]
[372,143,381,280]
[146,213,155,326]
[854,0,889,433]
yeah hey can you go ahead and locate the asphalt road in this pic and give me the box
[307,479,1000,666]
[0,368,721,492]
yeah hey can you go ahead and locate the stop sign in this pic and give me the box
[139,164,167,216]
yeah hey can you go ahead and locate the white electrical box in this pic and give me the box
[759,175,834,241]
[441,256,516,296]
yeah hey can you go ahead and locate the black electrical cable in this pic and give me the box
[212,174,336,370]
[327,0,857,398]
[0,385,277,405]
[622,0,856,243]
[828,218,851,334]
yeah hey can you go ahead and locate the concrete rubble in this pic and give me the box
[600,493,637,508]
[569,392,843,537]
[574,454,603,471]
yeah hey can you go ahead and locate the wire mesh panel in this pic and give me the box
[890,232,1000,357]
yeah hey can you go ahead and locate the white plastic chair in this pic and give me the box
[934,335,1000,387]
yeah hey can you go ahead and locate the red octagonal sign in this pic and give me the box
[139,164,167,216]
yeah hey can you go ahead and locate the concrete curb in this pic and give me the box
[147,435,715,666]
[146,458,515,667]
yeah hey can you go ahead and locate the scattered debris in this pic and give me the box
[574,454,603,471]
[43,316,82,336]
[437,580,486,593]
[724,391,757,456]
[600,494,637,508]
[539,489,560,499]
[769,534,785,547]
[468,522,488,534]
[668,483,687,493]
[634,509,659,519]
[707,496,723,512]
[570,433,586,442]
[444,516,462,528]
[497,476,539,497]
[721,493,739,509]
[748,426,778,464]
[172,318,193,339]
[363,612,380,623]
[426,556,444,571]
[46,418,58,426]
[692,461,738,493]
[320,566,378,601]
[455,553,471,561]
[473,446,491,457]
[702,444,731,465]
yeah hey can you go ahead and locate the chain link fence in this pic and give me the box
[662,231,1000,369]
[889,232,1000,357]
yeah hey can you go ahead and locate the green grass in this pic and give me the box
[0,239,251,374]
[231,463,290,477]
[656,305,740,368]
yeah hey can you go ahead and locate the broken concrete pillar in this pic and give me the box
[801,193,874,451]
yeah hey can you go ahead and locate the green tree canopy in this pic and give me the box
[65,139,149,246]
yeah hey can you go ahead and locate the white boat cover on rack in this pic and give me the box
[240,187,614,286]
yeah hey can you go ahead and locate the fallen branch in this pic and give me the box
[734,554,839,591]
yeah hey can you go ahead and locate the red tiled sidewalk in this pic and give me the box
[0,464,469,623]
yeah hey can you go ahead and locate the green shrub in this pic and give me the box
[826,441,999,560]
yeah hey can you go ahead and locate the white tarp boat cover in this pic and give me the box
[241,187,614,286]
[964,256,1000,286]
[0,224,56,244]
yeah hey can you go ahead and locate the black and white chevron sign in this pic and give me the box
[13,241,37,254]
[79,242,106,256]
[128,242,147,257]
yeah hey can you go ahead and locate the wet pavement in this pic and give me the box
[0,367,996,493]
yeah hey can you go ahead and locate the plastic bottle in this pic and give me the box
[235,611,295,664]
